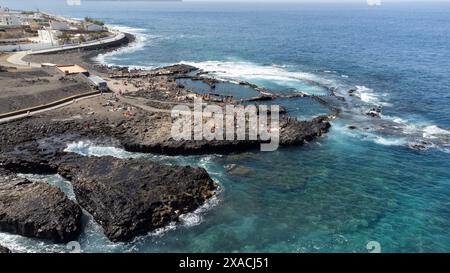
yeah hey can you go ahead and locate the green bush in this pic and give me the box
[84,17,105,26]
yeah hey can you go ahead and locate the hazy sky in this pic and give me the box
[184,0,447,2]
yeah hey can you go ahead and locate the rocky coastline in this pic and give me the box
[0,31,334,250]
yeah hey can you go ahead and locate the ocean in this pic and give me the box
[1,1,450,253]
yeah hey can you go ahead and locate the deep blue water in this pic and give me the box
[1,1,450,253]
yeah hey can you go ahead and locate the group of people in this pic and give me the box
[366,105,382,118]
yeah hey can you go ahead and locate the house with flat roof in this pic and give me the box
[86,75,108,91]
[84,23,104,32]
[0,13,22,27]
[56,64,88,75]
[49,21,70,31]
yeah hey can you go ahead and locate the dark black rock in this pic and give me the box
[0,245,11,253]
[157,64,198,76]
[279,116,331,145]
[0,154,58,174]
[0,168,82,243]
[58,156,217,242]
[122,116,331,155]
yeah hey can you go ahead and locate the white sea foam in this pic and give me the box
[179,191,221,227]
[18,174,77,201]
[335,114,450,152]
[180,60,335,94]
[392,117,408,124]
[0,232,66,253]
[382,117,450,142]
[373,136,407,146]
[272,64,289,68]
[64,140,138,158]
[354,85,383,105]
[129,190,221,243]
[333,121,409,148]
[382,115,410,129]
[422,125,450,140]
[64,141,224,168]
[181,60,316,82]
[94,24,155,67]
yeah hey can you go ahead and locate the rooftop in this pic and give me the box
[56,64,87,75]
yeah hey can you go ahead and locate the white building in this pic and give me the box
[85,23,104,32]
[0,13,22,27]
[49,21,70,31]
[22,12,44,21]
[37,29,61,45]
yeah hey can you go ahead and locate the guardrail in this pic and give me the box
[0,90,103,121]
[0,32,126,53]
[30,32,126,54]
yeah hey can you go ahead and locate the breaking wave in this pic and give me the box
[422,125,450,140]
[64,140,138,158]
[334,116,450,152]
[180,60,318,82]
[90,24,448,154]
[180,60,335,95]
[353,85,391,106]
[373,136,407,147]
[64,141,224,167]
[180,61,450,153]
[94,24,156,69]
[0,232,65,253]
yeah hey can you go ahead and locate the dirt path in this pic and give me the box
[119,96,173,114]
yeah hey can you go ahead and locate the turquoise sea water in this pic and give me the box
[1,1,450,253]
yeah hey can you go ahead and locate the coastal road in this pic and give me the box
[2,32,126,69]
[0,52,36,69]
[30,32,126,55]
[5,51,41,68]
